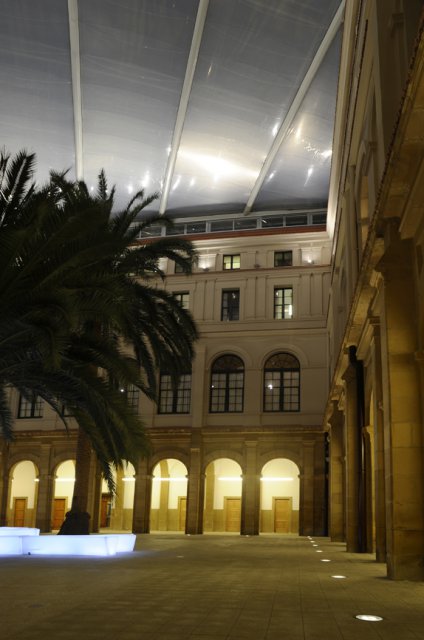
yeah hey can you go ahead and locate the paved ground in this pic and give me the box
[1,534,424,640]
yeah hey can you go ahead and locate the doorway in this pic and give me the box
[13,497,27,527]
[225,497,241,532]
[52,498,66,529]
[274,497,292,533]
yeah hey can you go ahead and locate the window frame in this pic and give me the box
[274,286,293,319]
[17,395,43,419]
[209,355,244,413]
[173,291,189,310]
[223,254,241,270]
[274,250,293,267]
[221,289,240,321]
[263,353,300,413]
[158,372,191,414]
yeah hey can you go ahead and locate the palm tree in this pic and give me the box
[0,150,198,532]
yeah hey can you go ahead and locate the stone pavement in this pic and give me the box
[1,534,424,640]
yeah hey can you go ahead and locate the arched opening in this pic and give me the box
[150,459,188,532]
[204,458,242,533]
[100,461,136,531]
[52,460,75,530]
[9,460,38,527]
[260,458,300,534]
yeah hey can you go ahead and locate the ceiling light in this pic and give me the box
[260,477,293,482]
[320,559,331,562]
[331,575,346,579]
[355,615,383,622]
[316,550,323,553]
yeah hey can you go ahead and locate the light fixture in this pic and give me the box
[152,477,187,482]
[312,544,318,547]
[217,477,242,482]
[316,550,323,553]
[355,615,383,622]
[320,559,331,562]
[331,575,347,579]
[122,477,135,482]
[260,477,293,482]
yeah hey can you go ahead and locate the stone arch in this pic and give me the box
[203,457,243,533]
[258,448,302,475]
[203,449,244,473]
[206,346,252,371]
[259,457,301,534]
[260,345,308,370]
[149,448,190,474]
[150,457,188,532]
[8,459,39,527]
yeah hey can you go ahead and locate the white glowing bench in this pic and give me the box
[0,527,40,536]
[0,528,136,557]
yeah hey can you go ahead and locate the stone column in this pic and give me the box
[370,316,387,562]
[132,458,152,533]
[342,357,362,552]
[377,228,424,580]
[299,441,315,535]
[0,444,10,526]
[363,426,374,553]
[110,467,124,530]
[313,435,327,535]
[89,462,102,533]
[328,401,345,541]
[186,443,204,534]
[241,440,260,535]
[35,445,54,532]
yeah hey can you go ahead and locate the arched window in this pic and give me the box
[263,353,300,412]
[210,355,244,413]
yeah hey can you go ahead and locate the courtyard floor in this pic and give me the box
[1,533,424,640]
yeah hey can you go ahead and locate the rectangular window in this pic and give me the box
[159,374,191,414]
[173,291,189,310]
[274,250,293,267]
[264,370,300,412]
[174,262,185,274]
[18,395,43,419]
[210,372,243,412]
[221,289,240,321]
[223,254,240,270]
[274,287,293,319]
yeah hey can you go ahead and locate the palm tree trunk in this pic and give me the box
[57,427,92,534]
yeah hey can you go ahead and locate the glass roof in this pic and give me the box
[0,0,344,218]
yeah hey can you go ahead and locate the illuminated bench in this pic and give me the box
[0,528,136,557]
[0,527,40,536]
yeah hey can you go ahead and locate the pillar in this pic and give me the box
[342,354,363,552]
[35,445,54,532]
[132,458,152,533]
[378,226,424,580]
[186,441,204,534]
[370,316,387,562]
[241,440,260,535]
[299,441,315,535]
[0,443,9,526]
[328,401,345,541]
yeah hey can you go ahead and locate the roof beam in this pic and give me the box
[68,0,84,180]
[159,0,209,215]
[243,0,346,214]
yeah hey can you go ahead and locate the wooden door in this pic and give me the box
[100,494,111,528]
[13,498,26,527]
[225,498,241,532]
[52,498,67,529]
[274,498,292,533]
[178,497,187,531]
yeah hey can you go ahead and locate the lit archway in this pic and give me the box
[99,461,136,531]
[150,459,188,532]
[260,458,300,534]
[9,460,38,527]
[52,460,75,530]
[204,458,242,533]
